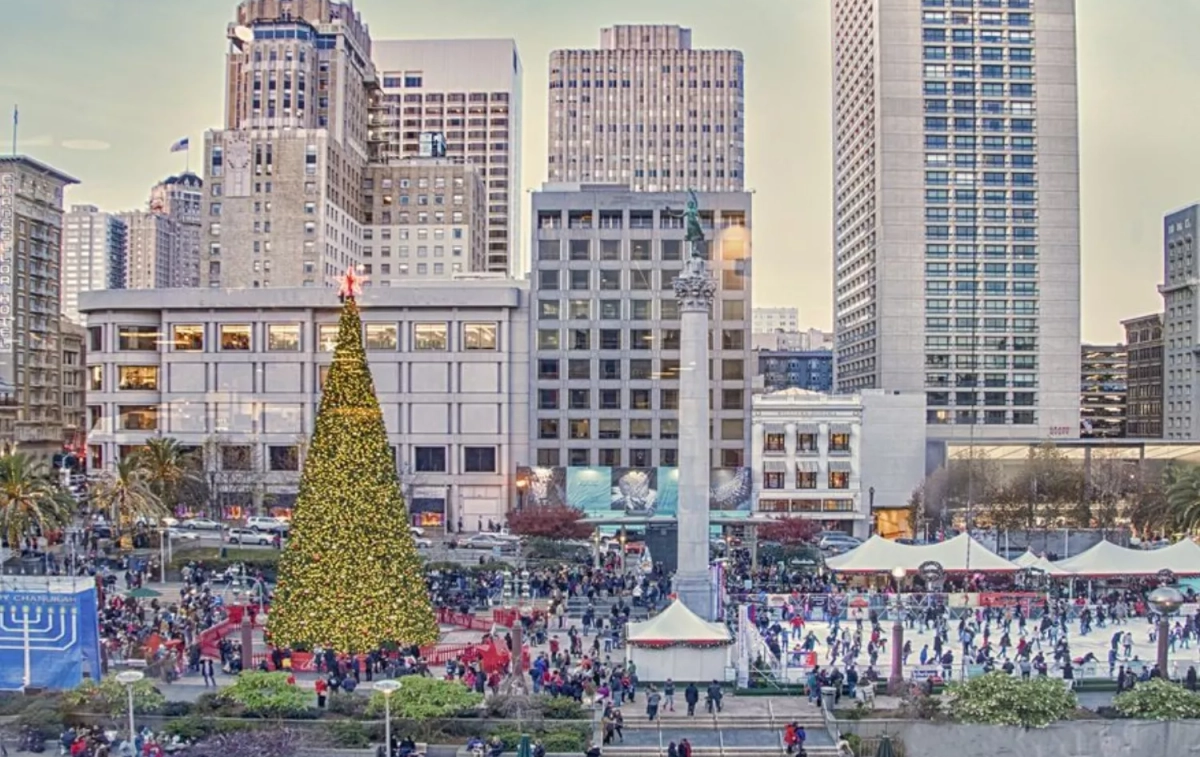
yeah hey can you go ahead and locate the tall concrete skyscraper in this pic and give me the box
[149,173,203,288]
[831,0,1081,441]
[1161,205,1200,440]
[202,0,374,288]
[371,40,522,275]
[547,25,745,193]
[121,210,177,290]
[62,205,126,323]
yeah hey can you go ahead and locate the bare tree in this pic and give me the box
[202,435,271,519]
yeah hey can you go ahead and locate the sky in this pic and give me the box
[2,0,1199,343]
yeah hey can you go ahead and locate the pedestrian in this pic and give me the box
[314,677,328,708]
[664,678,676,712]
[646,687,661,721]
[201,658,215,688]
[685,682,699,716]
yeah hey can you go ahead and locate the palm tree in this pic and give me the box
[90,457,164,530]
[136,437,201,514]
[0,452,75,559]
[1166,465,1200,535]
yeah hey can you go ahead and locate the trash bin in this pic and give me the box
[820,685,837,712]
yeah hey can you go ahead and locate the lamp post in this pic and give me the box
[1148,585,1184,680]
[515,477,527,512]
[375,679,401,756]
[618,529,627,574]
[592,528,602,569]
[888,566,907,695]
[115,670,144,746]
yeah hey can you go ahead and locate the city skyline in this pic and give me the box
[2,0,1198,342]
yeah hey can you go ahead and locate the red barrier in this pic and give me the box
[437,608,493,632]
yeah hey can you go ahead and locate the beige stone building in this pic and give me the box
[547,25,745,193]
[362,158,487,282]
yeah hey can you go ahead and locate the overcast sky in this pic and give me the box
[2,0,1197,342]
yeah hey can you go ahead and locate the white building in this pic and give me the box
[372,39,522,276]
[751,388,925,539]
[1161,205,1200,439]
[78,282,530,531]
[752,307,799,335]
[62,205,126,324]
[831,0,1081,442]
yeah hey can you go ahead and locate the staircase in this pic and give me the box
[600,704,836,757]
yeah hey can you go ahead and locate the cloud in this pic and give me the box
[16,134,54,148]
[60,139,110,151]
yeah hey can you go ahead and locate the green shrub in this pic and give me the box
[326,691,367,718]
[224,671,311,718]
[63,674,165,716]
[541,695,586,721]
[160,700,192,717]
[162,715,216,742]
[538,727,590,752]
[365,677,482,719]
[328,720,371,748]
[1114,678,1200,720]
[17,699,65,740]
[948,672,1076,728]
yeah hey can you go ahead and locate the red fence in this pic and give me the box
[437,608,494,632]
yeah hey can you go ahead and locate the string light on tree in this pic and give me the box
[267,269,438,651]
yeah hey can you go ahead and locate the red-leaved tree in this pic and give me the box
[507,503,593,539]
[759,516,821,546]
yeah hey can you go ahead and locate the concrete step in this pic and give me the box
[602,747,839,757]
[620,715,827,731]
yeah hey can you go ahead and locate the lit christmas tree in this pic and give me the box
[267,269,438,651]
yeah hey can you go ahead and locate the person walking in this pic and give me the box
[664,678,676,712]
[684,682,700,716]
[314,677,328,708]
[646,687,661,722]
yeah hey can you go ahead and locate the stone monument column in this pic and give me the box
[673,250,717,621]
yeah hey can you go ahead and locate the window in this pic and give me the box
[537,329,560,350]
[88,326,103,352]
[537,359,559,380]
[797,471,817,489]
[538,419,559,439]
[89,365,102,391]
[463,446,497,473]
[269,445,300,471]
[118,326,159,351]
[172,325,204,351]
[415,446,447,472]
[830,432,851,452]
[569,419,590,439]
[463,323,498,350]
[318,324,338,352]
[365,323,398,350]
[221,445,253,471]
[764,472,785,490]
[267,324,301,351]
[764,433,785,453]
[413,323,448,350]
[829,471,850,490]
[118,366,158,391]
[220,324,251,351]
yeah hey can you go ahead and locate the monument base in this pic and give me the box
[674,571,714,622]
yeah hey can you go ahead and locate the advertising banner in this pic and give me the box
[0,577,102,690]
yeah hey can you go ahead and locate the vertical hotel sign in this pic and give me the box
[0,173,13,374]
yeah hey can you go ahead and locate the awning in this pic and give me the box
[829,460,853,472]
[764,460,787,473]
[762,423,786,434]
[795,424,819,434]
[830,424,853,434]
[796,461,820,472]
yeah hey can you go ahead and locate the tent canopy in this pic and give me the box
[826,533,1018,573]
[1055,538,1200,577]
[1012,550,1040,568]
[626,600,732,645]
[1026,555,1074,577]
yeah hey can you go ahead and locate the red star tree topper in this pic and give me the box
[338,266,363,301]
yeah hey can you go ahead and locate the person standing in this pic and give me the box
[664,678,676,712]
[684,682,699,716]
[314,677,328,708]
[646,686,661,721]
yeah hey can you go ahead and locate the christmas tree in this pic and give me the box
[267,270,438,652]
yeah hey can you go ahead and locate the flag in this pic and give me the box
[169,137,189,153]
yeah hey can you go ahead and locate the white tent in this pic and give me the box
[1025,555,1074,577]
[826,533,1019,573]
[1056,538,1200,577]
[1012,550,1040,568]
[625,600,733,682]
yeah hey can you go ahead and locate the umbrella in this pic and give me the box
[517,734,531,757]
[125,587,162,599]
[875,734,896,757]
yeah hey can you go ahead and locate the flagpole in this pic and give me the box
[185,144,190,174]
[10,105,16,156]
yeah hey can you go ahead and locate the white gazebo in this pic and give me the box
[825,533,1019,574]
[625,599,733,682]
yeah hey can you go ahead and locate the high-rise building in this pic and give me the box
[121,210,177,290]
[752,307,799,335]
[757,350,834,393]
[529,185,752,469]
[831,0,1081,441]
[202,0,375,289]
[362,158,488,283]
[61,205,127,323]
[0,156,80,460]
[149,173,203,288]
[1122,312,1163,439]
[1161,205,1200,439]
[547,25,745,194]
[371,39,522,275]
[1080,343,1127,438]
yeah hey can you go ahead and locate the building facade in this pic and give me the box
[831,0,1081,442]
[203,0,374,289]
[751,388,925,539]
[149,173,203,288]
[752,307,799,334]
[530,185,751,470]
[547,25,745,193]
[371,39,522,276]
[0,156,81,459]
[79,283,530,529]
[757,349,834,393]
[1123,312,1163,439]
[62,205,126,323]
[362,158,488,282]
[1080,343,1127,438]
[751,327,834,352]
[121,211,178,290]
[1162,205,1200,440]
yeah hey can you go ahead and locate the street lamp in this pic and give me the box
[618,530,627,573]
[374,679,401,756]
[515,477,527,511]
[888,566,907,695]
[115,670,144,746]
[592,529,602,569]
[1148,585,1184,680]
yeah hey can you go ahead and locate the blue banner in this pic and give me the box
[567,467,612,513]
[0,578,102,690]
[656,467,679,517]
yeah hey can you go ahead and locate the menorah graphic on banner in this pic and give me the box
[0,601,80,689]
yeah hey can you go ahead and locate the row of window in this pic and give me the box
[758,499,857,514]
[537,386,746,411]
[539,297,745,322]
[537,267,746,292]
[539,417,686,441]
[927,210,1036,223]
[535,447,745,469]
[763,432,851,454]
[927,409,1037,425]
[925,172,1036,186]
[927,228,1038,242]
[763,471,851,491]
[925,190,1037,206]
[100,322,499,354]
[926,154,1037,169]
[537,358,746,383]
[926,373,1038,388]
[536,328,749,354]
[926,281,1038,295]
[926,354,1039,369]
[926,317,1037,332]
[926,335,1037,350]
[927,263,1037,276]
[926,244,1037,259]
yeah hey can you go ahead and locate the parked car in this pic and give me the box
[166,528,201,541]
[819,534,863,554]
[246,516,289,533]
[226,528,272,546]
[460,533,520,551]
[181,518,223,531]
[409,526,426,538]
[413,535,433,549]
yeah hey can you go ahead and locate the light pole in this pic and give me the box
[592,529,602,569]
[375,678,401,756]
[888,567,907,695]
[618,529,627,573]
[1148,585,1184,680]
[115,670,144,746]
